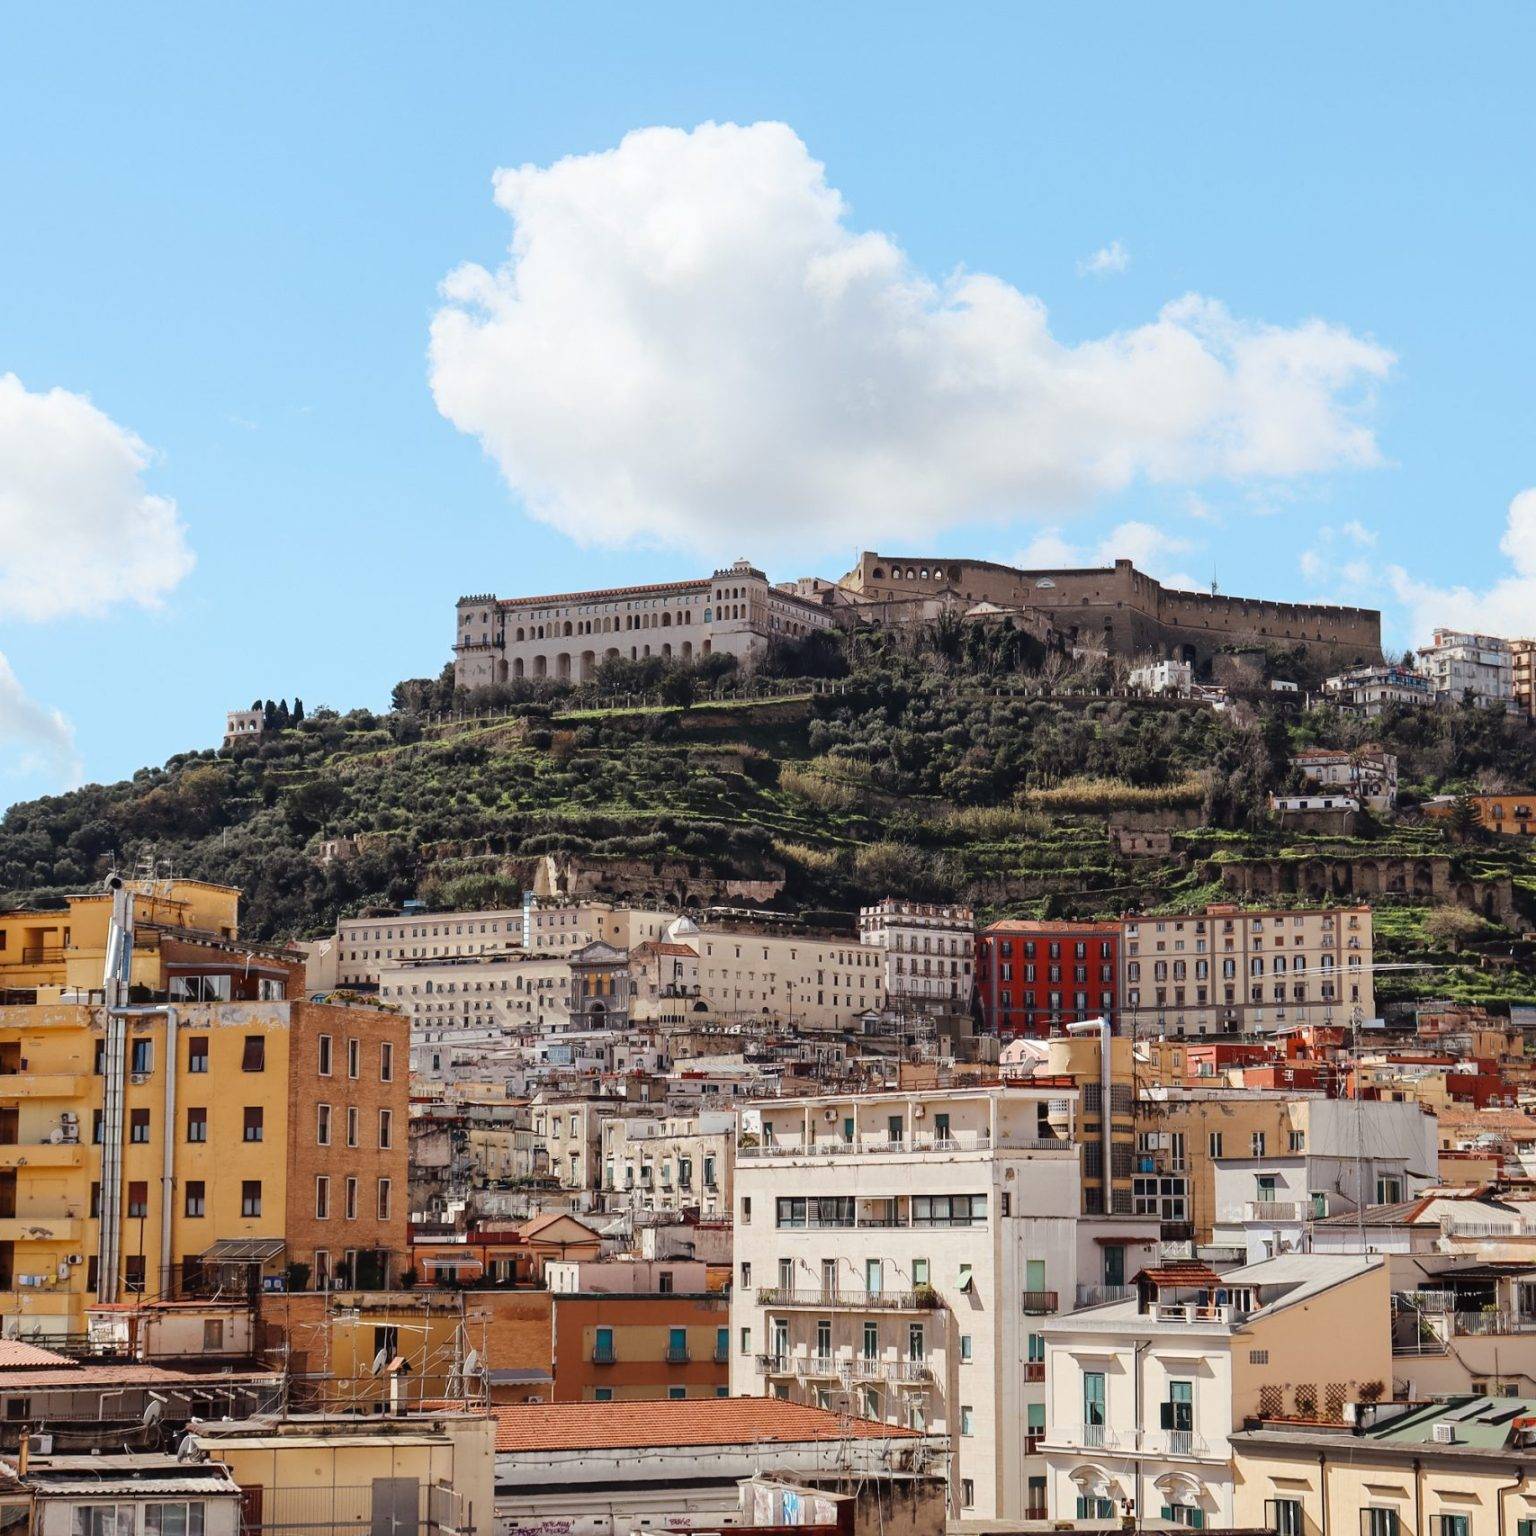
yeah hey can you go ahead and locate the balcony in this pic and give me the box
[713,1343,731,1363]
[794,1356,839,1380]
[756,1287,937,1311]
[887,1359,932,1385]
[0,1142,84,1169]
[1221,1200,1306,1224]
[1021,1290,1059,1314]
[737,1129,1067,1159]
[1076,1284,1135,1308]
[591,1346,616,1365]
[1024,1361,1045,1382]
[755,1353,792,1376]
[0,1075,88,1099]
[18,947,64,967]
[0,1215,83,1242]
[1150,1302,1246,1325]
[665,1342,691,1363]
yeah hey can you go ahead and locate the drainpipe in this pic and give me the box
[1318,1449,1329,1536]
[1495,1466,1524,1536]
[1413,1456,1423,1536]
[159,1005,179,1296]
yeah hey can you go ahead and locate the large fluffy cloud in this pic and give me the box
[1391,489,1536,643]
[430,121,1394,558]
[0,651,81,788]
[0,372,194,621]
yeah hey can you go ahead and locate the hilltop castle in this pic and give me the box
[453,552,1382,688]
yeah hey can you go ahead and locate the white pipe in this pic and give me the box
[159,1006,178,1297]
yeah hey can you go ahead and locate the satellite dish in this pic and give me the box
[175,1435,203,1462]
[371,1347,388,1376]
[142,1400,164,1427]
[2,1322,18,1340]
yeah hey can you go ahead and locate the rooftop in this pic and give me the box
[485,1398,921,1453]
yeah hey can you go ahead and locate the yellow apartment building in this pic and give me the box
[0,879,408,1341]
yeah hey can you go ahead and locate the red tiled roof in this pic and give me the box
[1136,1263,1223,1288]
[0,1338,72,1369]
[0,1364,280,1388]
[486,1398,921,1453]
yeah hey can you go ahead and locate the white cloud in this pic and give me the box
[1390,489,1536,643]
[1079,239,1130,277]
[429,121,1395,561]
[0,373,195,622]
[0,652,81,788]
[1012,519,1197,583]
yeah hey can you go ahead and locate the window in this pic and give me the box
[961,1481,975,1510]
[594,1326,615,1363]
[377,1178,392,1219]
[130,1108,150,1143]
[1079,1497,1116,1520]
[318,1035,333,1075]
[1268,1500,1303,1536]
[131,1039,153,1075]
[145,1504,206,1536]
[1364,1510,1400,1536]
[1084,1370,1106,1429]
[668,1386,687,1400]
[1250,1349,1269,1365]
[380,1042,394,1082]
[184,1181,205,1217]
[188,1037,209,1073]
[202,1320,223,1352]
[378,1109,393,1149]
[594,1386,613,1401]
[187,1107,207,1143]
[243,1106,264,1142]
[960,1405,974,1435]
[1376,1175,1404,1204]
[125,1255,146,1293]
[345,1178,358,1219]
[241,1180,262,1217]
[128,1181,148,1218]
[1251,1131,1266,1155]
[346,1107,359,1148]
[1208,1132,1223,1158]
[241,1035,265,1072]
[1162,1379,1194,1440]
[316,1177,330,1219]
[1435,1518,1469,1536]
[741,1197,751,1223]
[960,1334,973,1362]
[72,1508,127,1536]
[911,1193,986,1227]
[912,1258,930,1285]
[347,1038,360,1078]
[317,1104,331,1145]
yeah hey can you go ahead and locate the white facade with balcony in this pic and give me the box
[856,898,975,1014]
[730,1086,1102,1522]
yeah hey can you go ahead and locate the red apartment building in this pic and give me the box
[974,920,1120,1037]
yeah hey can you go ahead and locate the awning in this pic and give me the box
[423,1257,482,1272]
[201,1238,285,1264]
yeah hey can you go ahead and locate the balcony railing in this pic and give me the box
[1024,1361,1045,1382]
[756,1286,935,1311]
[1151,1302,1246,1325]
[737,1130,1068,1158]
[887,1359,932,1385]
[665,1343,690,1363]
[591,1346,616,1364]
[1076,1284,1136,1307]
[1021,1290,1059,1314]
[756,1353,791,1375]
[1220,1200,1306,1223]
[794,1355,839,1379]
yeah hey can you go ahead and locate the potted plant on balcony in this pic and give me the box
[913,1281,941,1309]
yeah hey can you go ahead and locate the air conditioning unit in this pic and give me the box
[912,1104,925,1119]
[1432,1422,1456,1444]
[66,1254,82,1266]
[130,1073,148,1085]
[26,1433,52,1456]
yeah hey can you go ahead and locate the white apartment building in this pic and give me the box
[1210,1098,1438,1261]
[531,1096,620,1192]
[1321,664,1434,716]
[690,923,885,1030]
[729,1086,1161,1522]
[378,953,572,1032]
[1129,660,1195,696]
[454,559,841,688]
[601,1110,735,1219]
[856,899,975,1013]
[1291,747,1399,811]
[1121,905,1374,1036]
[329,907,524,987]
[1041,1254,1390,1528]
[1418,629,1515,709]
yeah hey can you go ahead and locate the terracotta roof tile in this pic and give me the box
[486,1398,921,1453]
[0,1338,72,1369]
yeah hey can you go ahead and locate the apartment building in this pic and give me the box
[531,1096,619,1193]
[1134,1089,1437,1244]
[975,921,1120,1037]
[1041,1254,1390,1528]
[857,899,975,1014]
[690,922,884,1030]
[378,953,572,1033]
[1419,629,1515,708]
[1425,793,1536,838]
[0,880,409,1340]
[328,907,524,988]
[729,1085,1160,1521]
[1232,1396,1536,1536]
[1322,663,1434,716]
[1291,747,1399,811]
[1122,904,1373,1036]
[1514,639,1536,716]
[601,1111,735,1219]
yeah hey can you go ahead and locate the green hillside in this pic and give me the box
[4,624,1536,1011]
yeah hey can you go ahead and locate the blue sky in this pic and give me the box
[2,3,1534,808]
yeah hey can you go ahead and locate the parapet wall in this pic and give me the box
[842,553,1383,670]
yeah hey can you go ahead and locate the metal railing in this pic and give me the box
[1024,1361,1045,1382]
[665,1343,690,1363]
[1076,1284,1135,1307]
[756,1286,932,1310]
[736,1129,1068,1158]
[1022,1290,1059,1314]
[756,1352,791,1375]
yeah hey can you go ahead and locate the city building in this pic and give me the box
[379,952,572,1034]
[1418,629,1515,708]
[975,921,1120,1037]
[1122,905,1374,1037]
[1041,1254,1390,1527]
[223,708,264,747]
[857,899,974,1014]
[0,879,410,1341]
[730,1084,1159,1521]
[1425,793,1536,838]
[1129,659,1195,696]
[1291,747,1399,811]
[1322,662,1434,716]
[454,560,841,688]
[1231,1396,1536,1536]
[1513,638,1536,716]
[327,908,525,989]
[601,1111,735,1220]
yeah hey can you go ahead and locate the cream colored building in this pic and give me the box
[332,908,524,987]
[601,1111,734,1219]
[455,559,840,688]
[378,953,572,1033]
[689,921,884,1030]
[1232,1396,1536,1536]
[730,1085,1161,1522]
[1042,1254,1391,1528]
[532,1096,619,1192]
[856,898,975,1013]
[1122,905,1374,1036]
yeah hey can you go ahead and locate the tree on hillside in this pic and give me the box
[292,698,305,725]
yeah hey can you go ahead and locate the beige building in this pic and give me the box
[455,559,841,688]
[1122,905,1374,1036]
[330,907,524,988]
[532,1096,619,1192]
[379,953,572,1033]
[689,921,884,1030]
[1042,1254,1391,1528]
[601,1111,734,1219]
[857,899,975,1013]
[1232,1396,1536,1536]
